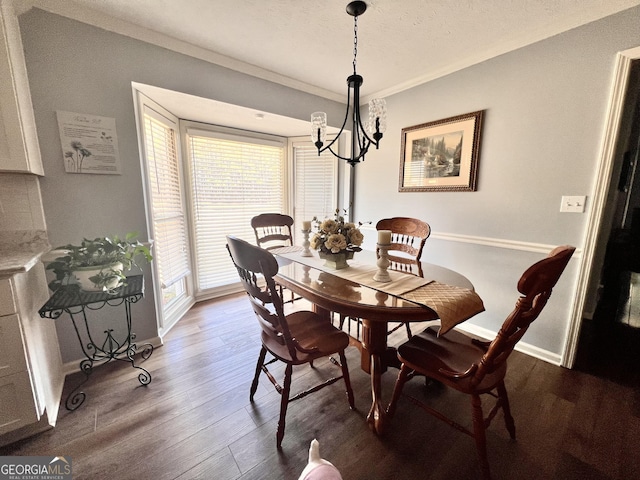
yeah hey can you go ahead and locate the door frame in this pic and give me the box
[564,46,640,367]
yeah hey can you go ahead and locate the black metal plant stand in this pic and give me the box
[38,275,153,411]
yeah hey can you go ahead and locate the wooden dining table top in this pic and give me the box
[273,247,483,333]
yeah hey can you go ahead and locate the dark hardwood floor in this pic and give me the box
[575,269,640,388]
[2,293,639,479]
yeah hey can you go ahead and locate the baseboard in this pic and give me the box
[456,323,563,366]
[0,412,52,448]
[62,335,164,376]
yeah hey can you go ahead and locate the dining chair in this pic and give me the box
[338,217,432,340]
[385,245,575,480]
[378,217,431,338]
[251,213,299,302]
[251,213,294,251]
[226,235,355,449]
[376,216,431,270]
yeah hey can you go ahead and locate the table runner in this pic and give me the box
[402,281,485,335]
[274,247,485,336]
[276,249,433,296]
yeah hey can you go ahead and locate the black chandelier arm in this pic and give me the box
[316,75,383,163]
[316,76,355,155]
[325,143,369,165]
[352,78,383,149]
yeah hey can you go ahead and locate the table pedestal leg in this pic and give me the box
[361,319,389,434]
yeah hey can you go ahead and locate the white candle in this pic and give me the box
[302,220,312,231]
[378,230,392,244]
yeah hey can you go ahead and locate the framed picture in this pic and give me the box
[399,110,484,192]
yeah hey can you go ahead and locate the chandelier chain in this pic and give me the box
[353,15,358,74]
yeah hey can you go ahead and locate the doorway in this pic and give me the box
[574,59,640,387]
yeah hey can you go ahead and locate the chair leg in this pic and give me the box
[339,314,347,330]
[497,380,516,439]
[250,346,267,401]
[276,363,293,449]
[405,323,413,338]
[339,350,355,409]
[471,394,491,480]
[386,364,411,417]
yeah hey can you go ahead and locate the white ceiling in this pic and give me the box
[18,0,640,135]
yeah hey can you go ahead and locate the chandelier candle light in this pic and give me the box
[311,1,387,167]
[373,229,392,282]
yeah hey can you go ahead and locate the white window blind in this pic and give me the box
[187,129,285,291]
[143,107,190,290]
[293,141,338,233]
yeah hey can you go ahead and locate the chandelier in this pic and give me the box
[311,1,387,167]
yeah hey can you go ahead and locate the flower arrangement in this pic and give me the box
[310,209,364,255]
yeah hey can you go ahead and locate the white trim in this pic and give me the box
[194,283,244,303]
[359,224,583,257]
[62,336,164,376]
[133,89,195,333]
[456,323,563,366]
[158,296,196,338]
[429,232,583,257]
[562,46,640,368]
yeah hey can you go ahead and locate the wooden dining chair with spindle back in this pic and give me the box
[251,213,298,302]
[226,235,355,449]
[251,213,294,251]
[338,217,432,340]
[386,245,575,479]
[378,217,431,338]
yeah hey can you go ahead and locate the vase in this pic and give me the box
[72,262,124,292]
[318,250,354,270]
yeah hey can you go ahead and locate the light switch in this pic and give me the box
[560,195,586,213]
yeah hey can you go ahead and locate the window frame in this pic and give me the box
[135,92,195,335]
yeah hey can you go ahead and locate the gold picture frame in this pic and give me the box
[399,110,484,192]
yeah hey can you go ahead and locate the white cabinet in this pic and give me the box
[0,314,29,377]
[0,264,63,444]
[0,372,38,435]
[0,1,44,175]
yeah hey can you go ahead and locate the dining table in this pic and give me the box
[272,246,485,434]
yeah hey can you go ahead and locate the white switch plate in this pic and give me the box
[560,195,586,213]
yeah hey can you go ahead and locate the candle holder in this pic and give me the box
[301,229,312,257]
[373,243,392,282]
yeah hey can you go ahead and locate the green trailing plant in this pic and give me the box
[46,232,153,292]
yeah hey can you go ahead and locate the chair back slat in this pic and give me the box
[471,245,575,386]
[251,213,294,250]
[226,235,299,358]
[387,258,424,277]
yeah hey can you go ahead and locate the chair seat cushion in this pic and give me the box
[397,327,506,394]
[263,311,350,364]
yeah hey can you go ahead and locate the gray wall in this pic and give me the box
[18,5,640,364]
[356,6,640,357]
[18,8,345,363]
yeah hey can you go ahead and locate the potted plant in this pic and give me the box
[46,232,153,293]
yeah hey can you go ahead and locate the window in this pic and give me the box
[136,92,344,330]
[139,97,193,332]
[185,126,286,294]
[291,138,338,235]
